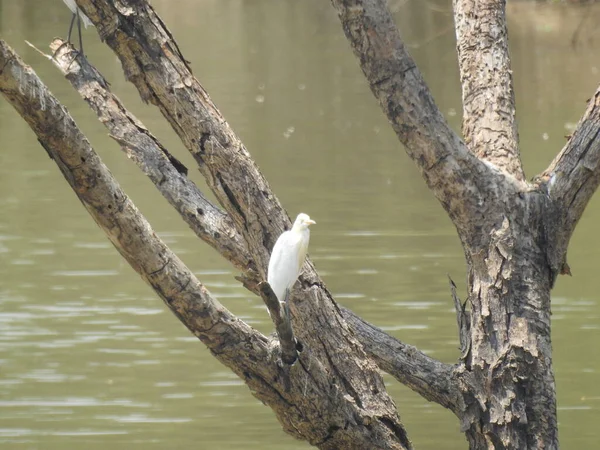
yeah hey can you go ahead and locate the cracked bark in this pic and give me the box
[453,0,524,180]
[331,0,600,448]
[1,0,600,448]
[49,38,296,364]
[73,1,411,446]
[1,39,410,449]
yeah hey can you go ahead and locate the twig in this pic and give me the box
[448,275,470,363]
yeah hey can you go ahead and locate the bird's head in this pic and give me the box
[292,213,316,231]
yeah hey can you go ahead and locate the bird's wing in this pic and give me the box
[296,230,310,270]
[267,231,302,302]
[62,0,93,28]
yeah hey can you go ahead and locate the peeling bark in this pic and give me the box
[331,0,575,448]
[1,38,413,449]
[1,0,599,447]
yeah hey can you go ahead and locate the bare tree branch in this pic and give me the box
[342,307,471,417]
[52,1,416,445]
[76,0,286,270]
[2,39,415,448]
[453,0,524,180]
[48,39,256,276]
[0,38,270,376]
[329,0,517,240]
[540,86,600,274]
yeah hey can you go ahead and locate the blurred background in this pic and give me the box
[0,0,599,448]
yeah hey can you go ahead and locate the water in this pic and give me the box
[1,0,600,448]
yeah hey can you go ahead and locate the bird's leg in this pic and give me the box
[76,10,84,55]
[67,13,76,44]
[52,13,77,61]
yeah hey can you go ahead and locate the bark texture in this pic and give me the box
[70,1,414,447]
[453,0,524,180]
[330,0,600,448]
[541,87,600,275]
[2,8,415,450]
[1,0,600,448]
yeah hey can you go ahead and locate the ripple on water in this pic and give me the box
[97,348,148,356]
[557,406,592,411]
[73,242,112,249]
[51,270,119,277]
[95,413,192,423]
[0,397,151,408]
[344,231,381,237]
[380,324,429,332]
[161,393,194,399]
[355,269,378,275]
[10,259,35,265]
[334,293,365,299]
[19,369,86,383]
[51,429,130,436]
[199,379,244,387]
[392,301,444,310]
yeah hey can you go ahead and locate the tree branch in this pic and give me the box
[453,0,524,180]
[48,39,257,277]
[540,85,600,274]
[4,40,402,447]
[75,0,286,270]
[329,0,513,239]
[66,2,416,446]
[0,38,270,376]
[342,307,468,417]
[259,282,297,365]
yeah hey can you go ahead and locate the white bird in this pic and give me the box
[267,213,316,321]
[62,0,93,54]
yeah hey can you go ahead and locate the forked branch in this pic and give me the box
[2,40,375,447]
[69,6,413,447]
[0,39,270,376]
[329,0,510,239]
[342,307,470,417]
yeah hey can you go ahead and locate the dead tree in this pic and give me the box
[1,0,599,448]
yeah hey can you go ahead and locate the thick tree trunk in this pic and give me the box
[461,203,558,448]
[331,0,600,448]
[2,0,600,448]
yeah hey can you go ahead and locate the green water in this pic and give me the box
[1,0,600,448]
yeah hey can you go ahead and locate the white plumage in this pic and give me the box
[267,213,315,316]
[62,0,93,28]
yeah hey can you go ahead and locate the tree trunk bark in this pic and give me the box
[2,0,600,448]
[461,204,558,448]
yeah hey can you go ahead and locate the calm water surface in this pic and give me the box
[1,0,600,448]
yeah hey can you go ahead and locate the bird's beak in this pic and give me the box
[307,219,316,226]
